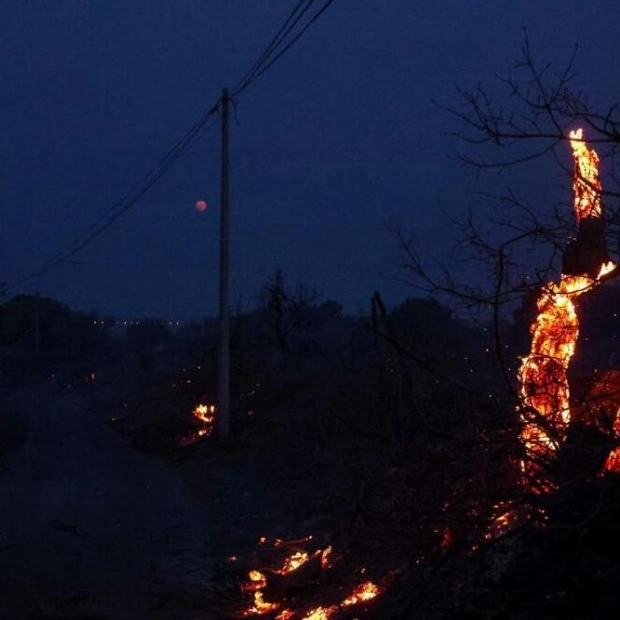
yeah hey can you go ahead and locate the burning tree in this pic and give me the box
[378,39,620,617]
[518,128,617,485]
[394,41,620,617]
[431,40,620,481]
[202,43,620,617]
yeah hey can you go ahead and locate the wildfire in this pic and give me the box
[518,128,617,478]
[240,538,382,619]
[296,581,379,619]
[518,273,598,458]
[569,128,602,221]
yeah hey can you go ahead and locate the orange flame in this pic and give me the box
[320,546,333,570]
[518,273,597,458]
[518,129,616,474]
[192,403,216,437]
[300,581,380,619]
[569,128,602,221]
[242,570,267,592]
[246,591,280,615]
[241,539,382,619]
[300,606,338,620]
[341,580,380,606]
[194,403,215,424]
[277,551,309,574]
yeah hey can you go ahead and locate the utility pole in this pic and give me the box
[217,88,231,437]
[34,292,41,360]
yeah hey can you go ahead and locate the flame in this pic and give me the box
[194,403,216,424]
[300,606,338,620]
[241,538,382,618]
[277,551,309,574]
[246,592,280,615]
[300,581,380,619]
[605,441,620,472]
[598,260,616,279]
[518,273,597,458]
[244,568,279,614]
[341,581,380,606]
[569,128,602,221]
[518,129,616,475]
[320,546,333,569]
[192,403,216,437]
[242,546,312,616]
[243,570,267,592]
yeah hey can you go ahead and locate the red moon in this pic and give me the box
[195,200,208,212]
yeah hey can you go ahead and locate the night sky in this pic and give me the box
[3,1,620,320]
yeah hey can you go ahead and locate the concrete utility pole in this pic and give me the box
[217,88,231,437]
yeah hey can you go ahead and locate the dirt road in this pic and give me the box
[0,380,213,619]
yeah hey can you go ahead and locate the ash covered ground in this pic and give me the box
[4,290,620,619]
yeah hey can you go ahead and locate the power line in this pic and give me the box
[8,105,219,291]
[232,0,313,96]
[233,0,336,98]
[6,0,338,293]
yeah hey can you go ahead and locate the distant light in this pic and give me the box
[195,199,208,212]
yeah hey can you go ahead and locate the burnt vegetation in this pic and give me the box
[4,256,620,617]
[0,278,589,618]
[5,41,620,620]
[396,38,620,619]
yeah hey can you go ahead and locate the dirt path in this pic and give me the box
[0,381,213,619]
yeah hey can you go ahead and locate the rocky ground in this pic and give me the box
[0,378,216,619]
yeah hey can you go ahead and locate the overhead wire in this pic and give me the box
[231,0,313,96]
[233,0,335,98]
[6,0,337,293]
[8,104,219,290]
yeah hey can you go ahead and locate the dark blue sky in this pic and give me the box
[3,1,620,319]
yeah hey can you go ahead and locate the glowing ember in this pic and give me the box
[194,403,215,423]
[439,525,453,549]
[246,591,280,615]
[320,546,333,569]
[241,538,383,619]
[341,580,380,606]
[580,371,620,473]
[241,543,314,616]
[300,606,338,620]
[242,570,267,592]
[192,403,216,437]
[605,445,620,472]
[518,128,616,477]
[484,501,521,540]
[278,550,309,574]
